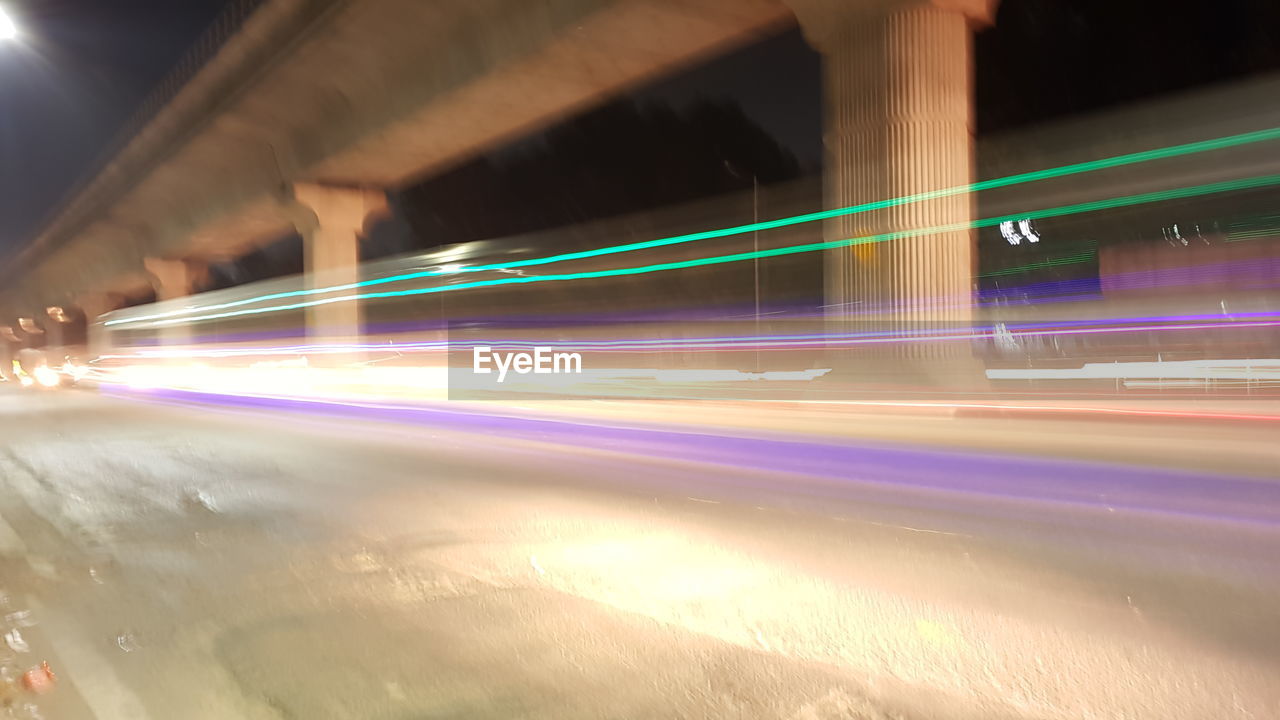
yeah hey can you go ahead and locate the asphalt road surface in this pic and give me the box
[0,386,1277,719]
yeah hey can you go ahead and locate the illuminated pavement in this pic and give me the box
[0,387,1277,719]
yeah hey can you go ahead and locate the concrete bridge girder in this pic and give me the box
[8,0,1008,354]
[299,0,796,186]
[4,0,795,317]
[30,223,153,303]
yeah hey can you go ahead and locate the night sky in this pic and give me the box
[1,0,1278,256]
[0,0,228,248]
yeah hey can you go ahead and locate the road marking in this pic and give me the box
[865,520,970,538]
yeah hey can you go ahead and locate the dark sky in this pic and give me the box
[0,0,229,249]
[977,0,1280,134]
[2,0,1278,256]
[634,28,822,171]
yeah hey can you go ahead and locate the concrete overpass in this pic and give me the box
[1,0,997,353]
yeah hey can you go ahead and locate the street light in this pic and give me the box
[0,6,17,41]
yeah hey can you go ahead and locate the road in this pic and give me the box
[0,385,1277,719]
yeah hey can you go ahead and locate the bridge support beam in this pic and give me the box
[0,332,12,381]
[144,257,206,349]
[293,184,388,355]
[790,0,994,373]
[42,308,66,362]
[77,294,119,360]
[16,317,46,350]
[143,258,204,302]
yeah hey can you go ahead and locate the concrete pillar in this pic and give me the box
[45,316,63,354]
[292,183,388,349]
[143,257,202,302]
[0,335,12,382]
[43,307,67,362]
[77,294,117,360]
[79,295,116,360]
[789,0,995,362]
[16,317,44,349]
[144,258,205,349]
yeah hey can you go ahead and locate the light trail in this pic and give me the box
[979,250,1097,277]
[986,359,1280,383]
[113,173,1280,329]
[102,311,1280,359]
[102,384,1280,528]
[104,127,1280,328]
[793,398,1280,424]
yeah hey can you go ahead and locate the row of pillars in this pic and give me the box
[148,184,385,340]
[8,182,388,360]
[0,309,82,353]
[132,184,386,350]
[24,0,991,368]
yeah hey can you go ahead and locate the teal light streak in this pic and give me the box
[136,173,1280,329]
[1226,230,1279,242]
[107,126,1280,328]
[979,251,1097,278]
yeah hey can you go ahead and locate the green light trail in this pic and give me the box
[106,126,1280,328]
[979,251,1098,278]
[131,173,1280,329]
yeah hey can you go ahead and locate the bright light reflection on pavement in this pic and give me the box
[1,385,1278,719]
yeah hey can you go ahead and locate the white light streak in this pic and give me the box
[986,358,1280,382]
[1017,219,1041,243]
[999,220,1022,245]
[0,6,17,41]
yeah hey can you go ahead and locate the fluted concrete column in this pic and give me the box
[16,317,44,350]
[293,184,388,349]
[144,258,205,347]
[789,0,995,361]
[77,293,118,359]
[43,307,68,361]
[143,258,202,301]
[0,333,12,382]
